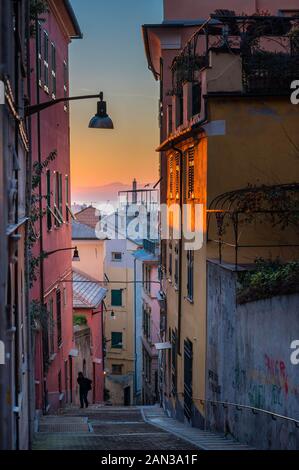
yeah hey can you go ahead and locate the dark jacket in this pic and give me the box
[77,376,92,392]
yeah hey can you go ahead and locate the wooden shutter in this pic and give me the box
[187,147,195,199]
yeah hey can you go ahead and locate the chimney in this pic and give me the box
[132,178,137,204]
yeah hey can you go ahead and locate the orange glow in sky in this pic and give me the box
[69,0,162,194]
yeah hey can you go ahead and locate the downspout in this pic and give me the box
[34,11,46,413]
[133,257,137,404]
[14,0,20,450]
[25,0,34,448]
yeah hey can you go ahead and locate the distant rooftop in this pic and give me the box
[72,220,99,240]
[73,270,107,309]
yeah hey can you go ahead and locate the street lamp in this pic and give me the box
[25,91,114,129]
[43,246,80,262]
[89,92,114,129]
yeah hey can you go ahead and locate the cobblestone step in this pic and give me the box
[142,406,253,450]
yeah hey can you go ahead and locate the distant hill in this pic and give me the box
[72,181,154,205]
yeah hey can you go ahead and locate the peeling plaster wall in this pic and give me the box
[206,260,299,449]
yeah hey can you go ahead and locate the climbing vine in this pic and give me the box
[29,0,49,36]
[29,150,57,287]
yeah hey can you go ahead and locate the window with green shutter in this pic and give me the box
[111,289,122,306]
[111,332,123,349]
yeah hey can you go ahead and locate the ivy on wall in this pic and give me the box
[237,258,299,304]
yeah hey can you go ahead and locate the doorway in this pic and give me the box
[184,338,193,421]
[124,386,131,406]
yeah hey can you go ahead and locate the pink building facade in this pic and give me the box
[134,240,161,405]
[30,1,82,412]
[73,270,106,404]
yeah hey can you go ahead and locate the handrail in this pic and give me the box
[202,398,299,427]
[176,392,299,426]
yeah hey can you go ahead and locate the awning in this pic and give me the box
[69,349,79,357]
[154,342,171,351]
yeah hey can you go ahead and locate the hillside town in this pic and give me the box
[0,0,299,454]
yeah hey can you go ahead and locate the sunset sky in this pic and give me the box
[69,0,162,196]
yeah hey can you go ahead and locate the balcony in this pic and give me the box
[242,52,299,95]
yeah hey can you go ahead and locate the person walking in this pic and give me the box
[77,372,92,408]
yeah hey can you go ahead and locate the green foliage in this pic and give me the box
[237,258,299,304]
[74,315,88,326]
[29,150,57,287]
[30,0,49,36]
[30,300,49,330]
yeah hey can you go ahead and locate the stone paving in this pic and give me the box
[33,406,198,450]
[142,406,253,450]
[33,404,252,450]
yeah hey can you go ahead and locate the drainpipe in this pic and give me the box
[34,12,46,413]
[14,0,20,449]
[25,0,34,448]
[133,257,137,403]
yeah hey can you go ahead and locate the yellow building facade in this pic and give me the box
[144,13,299,426]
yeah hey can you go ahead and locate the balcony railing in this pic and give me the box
[243,52,299,94]
[207,184,299,268]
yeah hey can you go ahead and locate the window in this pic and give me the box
[187,250,194,301]
[167,104,173,135]
[143,264,151,294]
[169,155,174,199]
[174,244,179,288]
[56,290,62,347]
[37,22,42,85]
[192,82,201,116]
[63,61,68,111]
[112,364,123,375]
[175,153,180,200]
[51,42,56,98]
[46,169,52,230]
[48,298,54,356]
[65,175,69,222]
[112,252,122,262]
[142,304,151,340]
[111,289,122,306]
[63,287,67,307]
[168,249,172,277]
[43,31,49,92]
[54,172,63,227]
[111,332,123,349]
[187,147,195,199]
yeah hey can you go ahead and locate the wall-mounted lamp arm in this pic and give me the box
[25,93,102,116]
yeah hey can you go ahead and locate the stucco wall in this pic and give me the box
[206,260,299,449]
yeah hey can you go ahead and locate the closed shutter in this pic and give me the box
[111,289,122,306]
[169,155,174,198]
[188,148,195,199]
[175,153,180,199]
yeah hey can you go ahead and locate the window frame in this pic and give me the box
[111,332,123,349]
[111,289,123,307]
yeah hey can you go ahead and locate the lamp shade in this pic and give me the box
[89,92,114,129]
[72,247,80,262]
